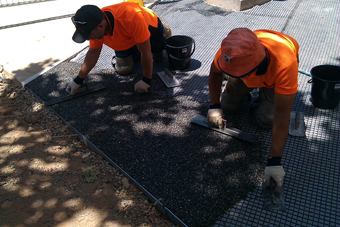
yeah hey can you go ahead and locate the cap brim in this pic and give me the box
[72,30,89,43]
[218,47,266,78]
[217,52,267,78]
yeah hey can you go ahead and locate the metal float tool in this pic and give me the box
[262,179,286,211]
[190,114,257,143]
[157,68,180,88]
[289,111,306,137]
[44,83,105,106]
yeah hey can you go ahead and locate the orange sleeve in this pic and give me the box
[131,12,151,44]
[274,61,299,95]
[280,33,300,57]
[89,39,103,49]
[213,48,222,71]
[255,30,299,57]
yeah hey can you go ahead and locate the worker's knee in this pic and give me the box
[153,50,165,63]
[115,56,134,75]
[220,91,245,114]
[256,99,274,128]
[158,16,172,38]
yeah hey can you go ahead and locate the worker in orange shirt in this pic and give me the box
[67,3,171,95]
[207,28,299,192]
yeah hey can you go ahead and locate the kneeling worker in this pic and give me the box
[207,28,299,192]
[67,2,171,95]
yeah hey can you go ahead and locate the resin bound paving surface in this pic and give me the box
[26,0,340,226]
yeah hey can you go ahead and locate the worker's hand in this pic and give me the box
[66,76,84,95]
[265,157,285,193]
[207,104,224,129]
[66,81,81,95]
[134,79,150,94]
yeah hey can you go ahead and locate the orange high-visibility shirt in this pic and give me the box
[89,2,158,51]
[214,29,299,95]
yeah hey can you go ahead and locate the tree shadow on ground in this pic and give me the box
[9,54,340,227]
[0,82,171,226]
[11,58,60,84]
[22,58,269,226]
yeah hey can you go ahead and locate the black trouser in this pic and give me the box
[115,17,166,59]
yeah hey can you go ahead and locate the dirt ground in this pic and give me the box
[0,71,176,227]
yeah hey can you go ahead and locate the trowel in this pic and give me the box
[262,179,286,211]
[289,111,306,137]
[190,114,257,143]
[44,83,105,106]
[157,68,180,88]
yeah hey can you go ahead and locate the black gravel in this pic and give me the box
[24,0,340,226]
[24,1,272,225]
[26,60,267,226]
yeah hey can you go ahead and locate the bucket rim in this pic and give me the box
[311,65,340,83]
[166,35,195,49]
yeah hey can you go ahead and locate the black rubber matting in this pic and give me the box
[26,0,340,226]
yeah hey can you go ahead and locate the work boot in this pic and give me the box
[159,16,172,38]
[255,99,275,128]
[220,91,245,114]
[153,50,165,63]
[114,56,134,75]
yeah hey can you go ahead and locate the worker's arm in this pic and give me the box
[66,47,102,95]
[265,92,295,192]
[207,62,225,129]
[134,39,153,93]
[270,92,296,157]
[208,62,224,105]
[78,46,102,79]
[136,39,153,80]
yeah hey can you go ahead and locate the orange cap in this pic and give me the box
[217,28,266,78]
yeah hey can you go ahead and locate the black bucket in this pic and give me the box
[310,65,340,109]
[166,35,195,70]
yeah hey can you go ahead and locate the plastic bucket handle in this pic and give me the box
[167,39,195,61]
[312,74,340,83]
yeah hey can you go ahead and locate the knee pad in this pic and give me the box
[220,91,245,114]
[256,99,274,128]
[115,56,134,75]
[164,24,172,39]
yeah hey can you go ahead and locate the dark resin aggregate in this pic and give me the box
[25,1,272,225]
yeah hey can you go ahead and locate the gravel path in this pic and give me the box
[0,72,176,227]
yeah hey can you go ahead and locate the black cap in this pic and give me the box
[72,5,104,43]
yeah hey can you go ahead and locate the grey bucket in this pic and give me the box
[310,65,340,109]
